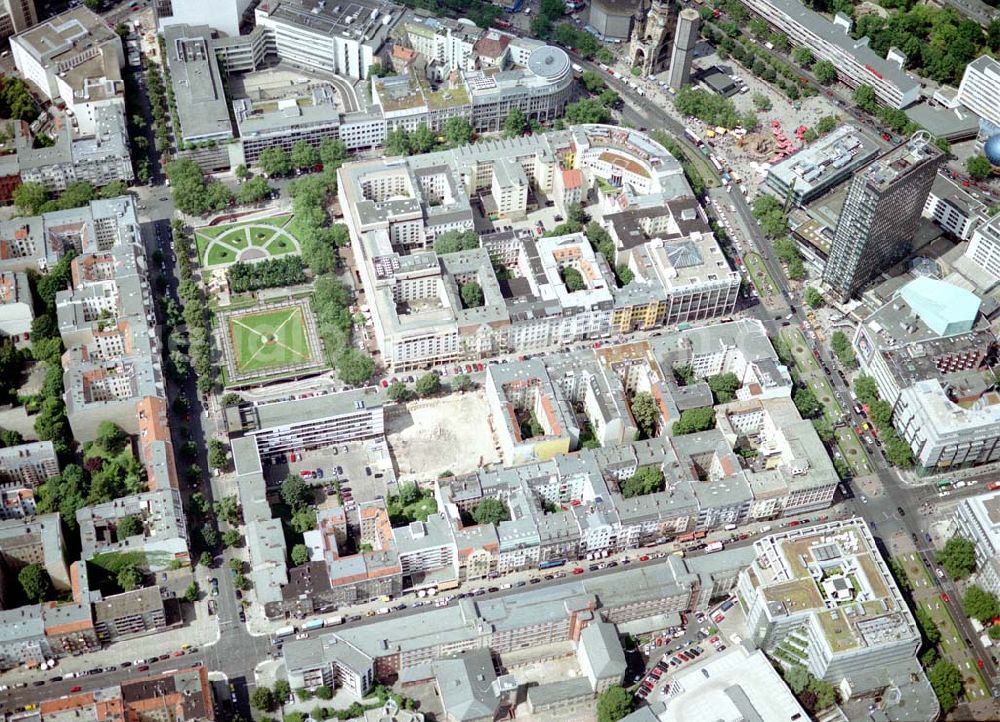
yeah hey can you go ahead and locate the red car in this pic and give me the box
[639,555,650,561]
[978,659,985,669]
[941,592,950,603]
[572,567,584,575]
[174,650,185,657]
[70,686,82,693]
[381,379,389,388]
[138,665,150,671]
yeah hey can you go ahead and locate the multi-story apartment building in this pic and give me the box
[91,586,171,642]
[923,174,989,243]
[394,514,459,583]
[400,16,479,76]
[225,387,386,458]
[740,0,920,108]
[0,196,140,274]
[284,557,719,687]
[285,635,376,697]
[0,441,59,489]
[954,490,1000,598]
[342,125,738,370]
[270,504,403,617]
[956,56,1000,133]
[11,7,125,125]
[232,436,289,607]
[0,513,69,605]
[738,519,921,693]
[13,107,133,193]
[853,276,1000,469]
[77,489,189,572]
[0,270,33,344]
[0,488,36,520]
[823,133,942,300]
[31,665,215,720]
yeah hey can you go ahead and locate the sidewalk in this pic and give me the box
[1,584,220,684]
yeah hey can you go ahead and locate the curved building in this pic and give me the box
[468,45,574,132]
[985,133,1000,169]
[587,0,638,41]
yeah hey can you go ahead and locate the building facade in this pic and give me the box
[823,133,942,300]
[740,0,920,108]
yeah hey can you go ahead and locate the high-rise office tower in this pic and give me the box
[0,0,37,41]
[668,8,699,91]
[822,131,942,300]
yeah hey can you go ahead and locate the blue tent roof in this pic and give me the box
[899,277,979,337]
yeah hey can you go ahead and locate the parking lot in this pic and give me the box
[263,440,395,504]
[634,595,747,703]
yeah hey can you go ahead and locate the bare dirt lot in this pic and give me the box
[386,391,500,483]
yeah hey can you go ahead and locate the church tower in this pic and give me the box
[629,0,675,76]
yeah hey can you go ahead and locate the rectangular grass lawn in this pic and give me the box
[229,307,311,373]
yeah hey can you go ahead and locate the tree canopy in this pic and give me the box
[964,585,999,624]
[631,392,660,439]
[928,659,963,713]
[281,474,313,511]
[415,373,441,397]
[18,564,51,603]
[830,331,857,369]
[938,536,976,579]
[793,387,822,419]
[434,230,479,254]
[472,497,511,525]
[672,407,716,435]
[622,466,665,498]
[708,373,740,404]
[675,86,741,128]
[596,685,631,722]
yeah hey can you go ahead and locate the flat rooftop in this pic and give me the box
[257,0,403,46]
[661,644,808,722]
[768,125,880,196]
[750,518,914,653]
[14,6,116,66]
[163,25,233,142]
[855,134,941,192]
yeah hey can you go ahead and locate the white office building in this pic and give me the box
[966,213,1000,288]
[254,0,404,80]
[12,7,125,114]
[155,0,254,37]
[954,490,1000,598]
[741,0,920,108]
[956,55,1000,132]
[923,174,989,242]
[738,519,921,690]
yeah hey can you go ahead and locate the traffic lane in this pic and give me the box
[0,653,207,711]
[301,521,837,640]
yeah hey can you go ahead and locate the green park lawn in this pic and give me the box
[228,306,311,373]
